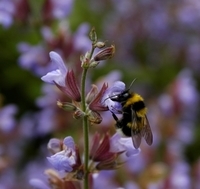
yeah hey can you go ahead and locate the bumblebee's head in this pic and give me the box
[109,89,131,103]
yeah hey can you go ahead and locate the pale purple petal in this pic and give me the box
[18,46,42,69]
[119,137,140,157]
[41,51,67,86]
[18,44,49,76]
[36,109,55,135]
[41,69,63,84]
[63,136,75,150]
[41,27,54,42]
[36,84,58,108]
[92,171,117,189]
[0,11,13,28]
[107,81,125,94]
[51,0,74,19]
[47,138,62,153]
[176,69,198,106]
[170,162,191,189]
[102,81,125,113]
[0,0,15,28]
[0,104,18,132]
[47,151,73,172]
[49,51,67,74]
[110,133,140,158]
[74,23,91,52]
[29,179,50,189]
[47,136,77,172]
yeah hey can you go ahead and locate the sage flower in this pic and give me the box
[41,51,67,86]
[47,136,78,172]
[101,81,125,114]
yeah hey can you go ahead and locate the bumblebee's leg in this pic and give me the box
[110,111,119,121]
[111,105,123,114]
[110,111,123,128]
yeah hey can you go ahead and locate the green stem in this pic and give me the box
[81,45,95,189]
[81,68,89,189]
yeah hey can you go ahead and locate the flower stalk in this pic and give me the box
[81,67,89,189]
[81,44,96,189]
[40,28,117,189]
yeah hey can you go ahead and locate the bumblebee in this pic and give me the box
[109,88,153,149]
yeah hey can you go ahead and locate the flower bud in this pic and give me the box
[93,45,115,61]
[95,41,106,48]
[73,109,85,119]
[88,60,99,68]
[81,52,91,68]
[88,111,102,124]
[57,101,77,111]
[89,27,97,43]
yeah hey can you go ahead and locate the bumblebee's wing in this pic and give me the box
[142,115,153,145]
[131,125,142,149]
[130,110,142,149]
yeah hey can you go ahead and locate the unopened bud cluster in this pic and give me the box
[81,28,115,68]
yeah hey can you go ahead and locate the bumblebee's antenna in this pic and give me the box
[127,78,137,90]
